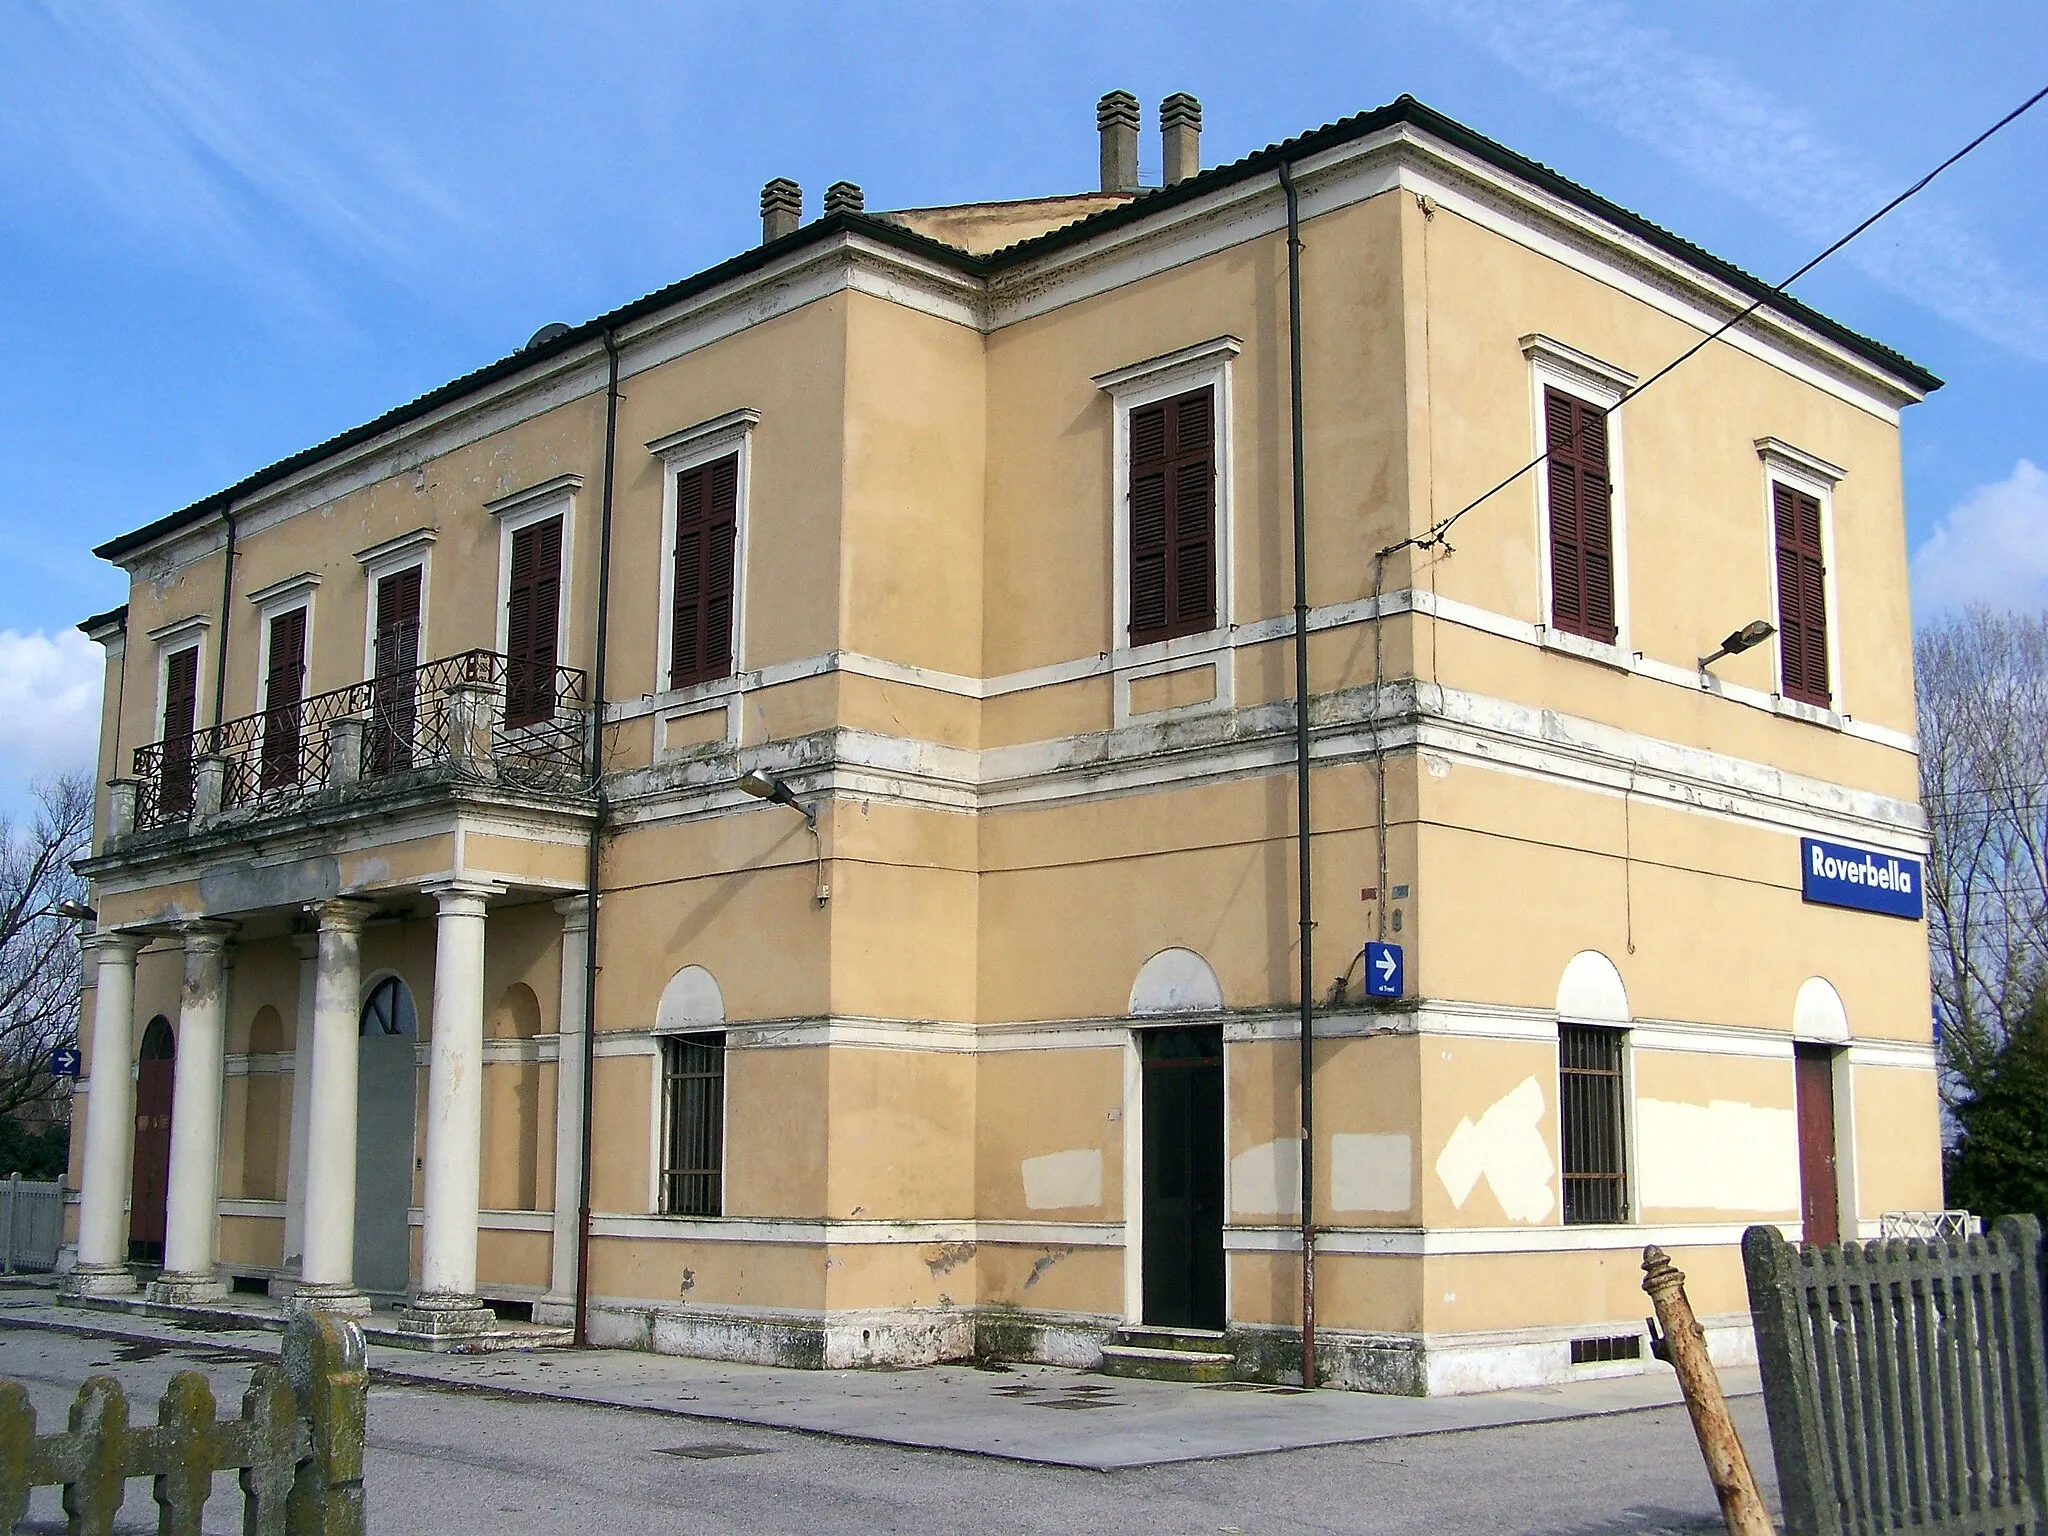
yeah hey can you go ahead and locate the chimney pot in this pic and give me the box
[823,181,865,217]
[1161,94,1202,186]
[761,178,802,243]
[1097,90,1140,194]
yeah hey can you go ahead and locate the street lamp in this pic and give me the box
[1698,620,1776,673]
[736,771,829,903]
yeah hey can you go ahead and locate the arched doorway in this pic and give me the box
[354,976,419,1297]
[129,1016,175,1264]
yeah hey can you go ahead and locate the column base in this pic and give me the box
[62,1262,138,1298]
[396,1292,498,1338]
[532,1295,577,1328]
[147,1271,228,1305]
[285,1283,373,1318]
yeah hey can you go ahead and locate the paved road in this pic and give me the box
[0,1325,1777,1534]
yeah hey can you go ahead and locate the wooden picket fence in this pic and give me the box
[1743,1214,2048,1536]
[0,1308,366,1535]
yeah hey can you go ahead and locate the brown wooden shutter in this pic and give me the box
[1544,388,1618,643]
[160,646,200,816]
[505,517,562,727]
[669,454,739,689]
[259,608,306,789]
[1773,482,1831,707]
[374,567,422,679]
[1128,387,1216,645]
[370,567,423,774]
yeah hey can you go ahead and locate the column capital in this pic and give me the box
[178,919,238,953]
[308,897,376,935]
[421,879,504,917]
[82,928,145,959]
[552,893,593,931]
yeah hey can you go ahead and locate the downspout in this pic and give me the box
[574,331,621,1345]
[1278,160,1316,1389]
[211,508,238,731]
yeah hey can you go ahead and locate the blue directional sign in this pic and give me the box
[1800,837,1923,921]
[1364,941,1404,1000]
[48,1047,81,1079]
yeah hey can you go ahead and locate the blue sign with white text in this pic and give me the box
[48,1047,80,1079]
[1364,941,1404,1000]
[1800,837,1923,920]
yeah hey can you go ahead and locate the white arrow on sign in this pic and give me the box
[1374,950,1397,983]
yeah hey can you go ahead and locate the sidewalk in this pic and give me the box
[0,1288,1756,1471]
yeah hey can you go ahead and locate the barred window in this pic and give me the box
[661,1033,724,1217]
[1559,1024,1628,1225]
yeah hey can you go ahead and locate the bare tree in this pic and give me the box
[0,773,92,1121]
[1917,609,2048,1105]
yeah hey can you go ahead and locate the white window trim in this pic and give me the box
[647,1026,730,1218]
[647,409,758,753]
[486,475,580,671]
[1756,438,1847,724]
[355,530,437,683]
[148,615,210,742]
[1523,335,1635,669]
[1555,1018,1636,1227]
[1095,336,1240,729]
[247,573,319,715]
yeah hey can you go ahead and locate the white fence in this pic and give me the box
[1,1175,64,1273]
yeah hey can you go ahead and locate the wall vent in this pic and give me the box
[1569,1333,1643,1365]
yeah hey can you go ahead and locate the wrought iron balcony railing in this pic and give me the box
[126,650,591,835]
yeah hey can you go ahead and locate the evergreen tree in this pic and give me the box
[1947,982,2048,1223]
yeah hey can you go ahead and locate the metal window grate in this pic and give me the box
[661,1033,725,1217]
[1560,1024,1628,1225]
[1569,1333,1643,1365]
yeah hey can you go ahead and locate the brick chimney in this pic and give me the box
[1098,91,1140,193]
[761,178,802,243]
[823,181,864,216]
[1161,94,1201,185]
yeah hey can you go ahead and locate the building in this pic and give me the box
[62,93,1943,1393]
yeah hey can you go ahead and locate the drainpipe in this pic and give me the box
[574,330,621,1345]
[1278,159,1317,1390]
[211,508,238,731]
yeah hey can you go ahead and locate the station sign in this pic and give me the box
[1800,837,1923,921]
[1364,941,1404,999]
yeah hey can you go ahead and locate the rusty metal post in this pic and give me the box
[1642,1245,1774,1536]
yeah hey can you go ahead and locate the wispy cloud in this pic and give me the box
[0,629,102,790]
[1425,0,2048,362]
[1911,460,2048,619]
[0,1,469,305]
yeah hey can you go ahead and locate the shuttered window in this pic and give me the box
[259,608,306,790]
[505,516,562,728]
[370,567,423,773]
[660,1033,724,1217]
[670,454,739,689]
[1559,1024,1628,1225]
[1544,388,1618,643]
[1128,387,1217,645]
[1773,482,1831,708]
[160,646,200,817]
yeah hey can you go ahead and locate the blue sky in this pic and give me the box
[0,1,2043,810]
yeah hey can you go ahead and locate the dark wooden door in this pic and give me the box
[370,567,423,773]
[160,646,200,818]
[129,1016,175,1264]
[1142,1025,1225,1329]
[505,517,562,727]
[1795,1043,1840,1247]
[259,607,307,790]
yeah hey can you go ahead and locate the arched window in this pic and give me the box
[139,1016,175,1060]
[360,976,418,1038]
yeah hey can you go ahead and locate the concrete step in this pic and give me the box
[1099,1343,1235,1384]
[1114,1326,1229,1355]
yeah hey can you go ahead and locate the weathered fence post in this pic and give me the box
[2,1173,17,1275]
[0,1381,33,1531]
[1643,1245,1775,1536]
[240,1364,302,1536]
[285,1308,368,1536]
[62,1377,130,1536]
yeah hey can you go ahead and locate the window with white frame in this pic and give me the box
[485,476,580,729]
[648,408,758,696]
[1522,335,1635,653]
[1755,438,1845,714]
[660,1033,725,1216]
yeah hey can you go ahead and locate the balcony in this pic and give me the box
[115,650,594,842]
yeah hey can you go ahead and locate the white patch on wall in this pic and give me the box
[1435,1077,1556,1223]
[657,965,725,1030]
[1330,1133,1413,1213]
[1557,951,1629,1023]
[1230,1137,1302,1217]
[1793,977,1849,1044]
[1021,1148,1103,1211]
[1129,948,1223,1014]
[1636,1099,1800,1213]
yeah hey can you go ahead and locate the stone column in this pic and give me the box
[67,932,143,1296]
[277,931,319,1292]
[150,920,237,1303]
[536,895,591,1327]
[294,898,374,1316]
[400,880,501,1337]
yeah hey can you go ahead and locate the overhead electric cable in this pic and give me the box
[1381,80,2048,560]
